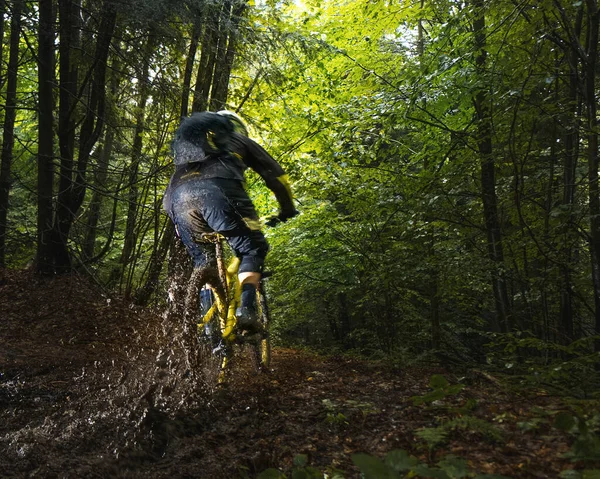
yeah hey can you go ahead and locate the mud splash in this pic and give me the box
[0,269,222,477]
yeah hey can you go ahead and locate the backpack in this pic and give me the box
[171,111,234,166]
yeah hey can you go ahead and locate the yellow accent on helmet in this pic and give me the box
[217,110,249,137]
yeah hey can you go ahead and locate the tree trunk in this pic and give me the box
[54,0,81,273]
[36,0,55,274]
[559,10,583,343]
[583,0,600,353]
[0,1,6,76]
[0,0,23,266]
[181,27,199,118]
[117,33,154,295]
[83,48,121,261]
[192,4,221,112]
[52,0,116,273]
[338,292,350,347]
[418,0,441,349]
[472,0,511,332]
[82,127,114,260]
[210,0,246,110]
[134,222,175,305]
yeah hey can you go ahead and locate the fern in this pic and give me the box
[415,427,449,449]
[416,416,504,450]
[447,416,504,442]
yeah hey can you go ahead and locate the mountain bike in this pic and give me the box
[182,232,271,385]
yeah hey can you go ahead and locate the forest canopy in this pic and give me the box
[0,0,599,378]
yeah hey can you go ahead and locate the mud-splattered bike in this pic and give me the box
[183,232,271,384]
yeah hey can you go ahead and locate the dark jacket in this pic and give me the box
[163,132,295,218]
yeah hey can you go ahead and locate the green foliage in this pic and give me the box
[411,375,465,406]
[351,449,511,479]
[416,416,504,451]
[554,413,600,462]
[485,334,600,398]
[256,454,344,479]
[559,471,600,479]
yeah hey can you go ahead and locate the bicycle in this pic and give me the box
[182,232,271,385]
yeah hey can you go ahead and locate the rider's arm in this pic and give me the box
[234,134,297,218]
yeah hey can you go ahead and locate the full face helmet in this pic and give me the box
[217,110,249,137]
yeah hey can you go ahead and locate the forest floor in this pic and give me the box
[0,269,598,479]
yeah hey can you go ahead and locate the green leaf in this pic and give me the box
[437,455,469,478]
[583,471,600,479]
[430,374,450,389]
[258,469,285,479]
[413,464,451,478]
[572,434,600,460]
[559,471,581,479]
[292,470,309,479]
[416,427,449,449]
[351,453,401,479]
[385,449,419,471]
[293,454,309,467]
[555,412,577,432]
[304,466,324,478]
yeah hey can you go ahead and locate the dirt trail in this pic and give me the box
[0,270,592,478]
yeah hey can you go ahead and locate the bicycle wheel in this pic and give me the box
[192,246,232,386]
[249,281,271,372]
[196,287,230,386]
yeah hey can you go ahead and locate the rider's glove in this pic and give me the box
[265,209,299,227]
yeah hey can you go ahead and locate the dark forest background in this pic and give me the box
[1,0,599,388]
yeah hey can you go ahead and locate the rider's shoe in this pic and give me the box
[236,306,259,333]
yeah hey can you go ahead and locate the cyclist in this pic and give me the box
[163,110,298,331]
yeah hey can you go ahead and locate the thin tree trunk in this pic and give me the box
[36,0,55,274]
[0,0,8,105]
[0,1,6,75]
[338,292,350,348]
[559,12,583,343]
[54,0,81,273]
[181,27,199,118]
[118,34,154,295]
[53,0,116,273]
[583,0,600,353]
[418,0,441,349]
[472,0,511,332]
[210,0,246,110]
[193,5,221,112]
[83,127,114,260]
[83,50,120,261]
[135,221,175,305]
[0,0,23,266]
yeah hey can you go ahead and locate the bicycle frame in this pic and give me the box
[188,232,270,383]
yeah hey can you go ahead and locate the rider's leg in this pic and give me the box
[238,271,261,286]
[233,239,268,331]
[187,178,268,330]
[168,182,217,269]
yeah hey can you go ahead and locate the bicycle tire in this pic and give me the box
[183,261,230,387]
[249,282,271,372]
[196,293,229,386]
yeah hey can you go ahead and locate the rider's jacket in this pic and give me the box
[163,132,295,218]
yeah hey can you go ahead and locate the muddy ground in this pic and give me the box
[0,269,597,478]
